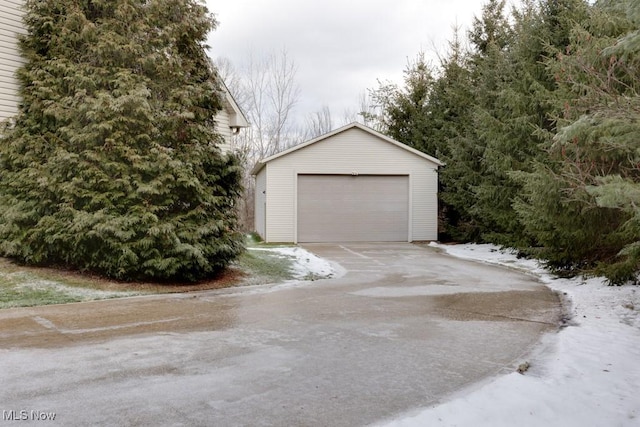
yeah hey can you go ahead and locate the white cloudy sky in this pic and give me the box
[205,0,499,124]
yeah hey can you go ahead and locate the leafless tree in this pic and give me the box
[213,49,301,231]
[266,50,300,154]
[341,91,381,129]
[213,57,247,108]
[303,105,333,139]
[228,49,301,161]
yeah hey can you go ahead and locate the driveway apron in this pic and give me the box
[0,243,561,426]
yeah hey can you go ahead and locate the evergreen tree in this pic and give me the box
[0,0,244,282]
[469,0,589,246]
[369,52,437,155]
[515,0,640,283]
[427,30,481,241]
[456,0,517,243]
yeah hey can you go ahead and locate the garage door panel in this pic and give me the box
[297,175,409,242]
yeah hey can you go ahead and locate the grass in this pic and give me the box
[0,262,143,309]
[233,232,299,284]
[235,249,296,285]
[0,278,81,308]
[0,236,303,309]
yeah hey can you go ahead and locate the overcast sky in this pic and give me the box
[205,0,494,125]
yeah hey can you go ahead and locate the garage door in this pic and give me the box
[297,174,409,242]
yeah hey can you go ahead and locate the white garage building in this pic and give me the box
[251,122,443,243]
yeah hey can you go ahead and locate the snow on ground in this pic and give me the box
[377,243,640,427]
[248,246,341,280]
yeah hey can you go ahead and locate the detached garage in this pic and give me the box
[251,122,442,243]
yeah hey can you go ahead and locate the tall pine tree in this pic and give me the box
[428,31,480,241]
[368,52,437,155]
[515,0,640,283]
[451,0,516,243]
[468,0,589,246]
[0,0,244,282]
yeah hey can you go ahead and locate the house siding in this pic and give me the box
[214,109,232,153]
[263,127,439,243]
[0,0,26,122]
[254,167,267,239]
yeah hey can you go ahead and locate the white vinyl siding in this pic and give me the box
[262,127,439,243]
[0,0,26,122]
[214,90,249,153]
[214,108,232,153]
[254,167,267,238]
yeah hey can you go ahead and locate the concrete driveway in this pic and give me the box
[0,243,561,426]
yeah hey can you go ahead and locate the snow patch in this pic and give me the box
[248,246,342,280]
[376,243,640,427]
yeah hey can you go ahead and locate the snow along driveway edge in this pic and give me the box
[375,243,640,427]
[248,246,345,280]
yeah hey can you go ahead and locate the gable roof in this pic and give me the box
[250,122,443,175]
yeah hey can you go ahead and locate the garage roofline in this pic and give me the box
[250,122,444,175]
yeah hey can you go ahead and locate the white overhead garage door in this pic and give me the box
[297,174,409,242]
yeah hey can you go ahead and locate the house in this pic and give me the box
[251,122,443,243]
[0,1,247,150]
[0,0,26,124]
[214,80,249,152]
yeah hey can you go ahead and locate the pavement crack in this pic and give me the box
[437,308,559,326]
